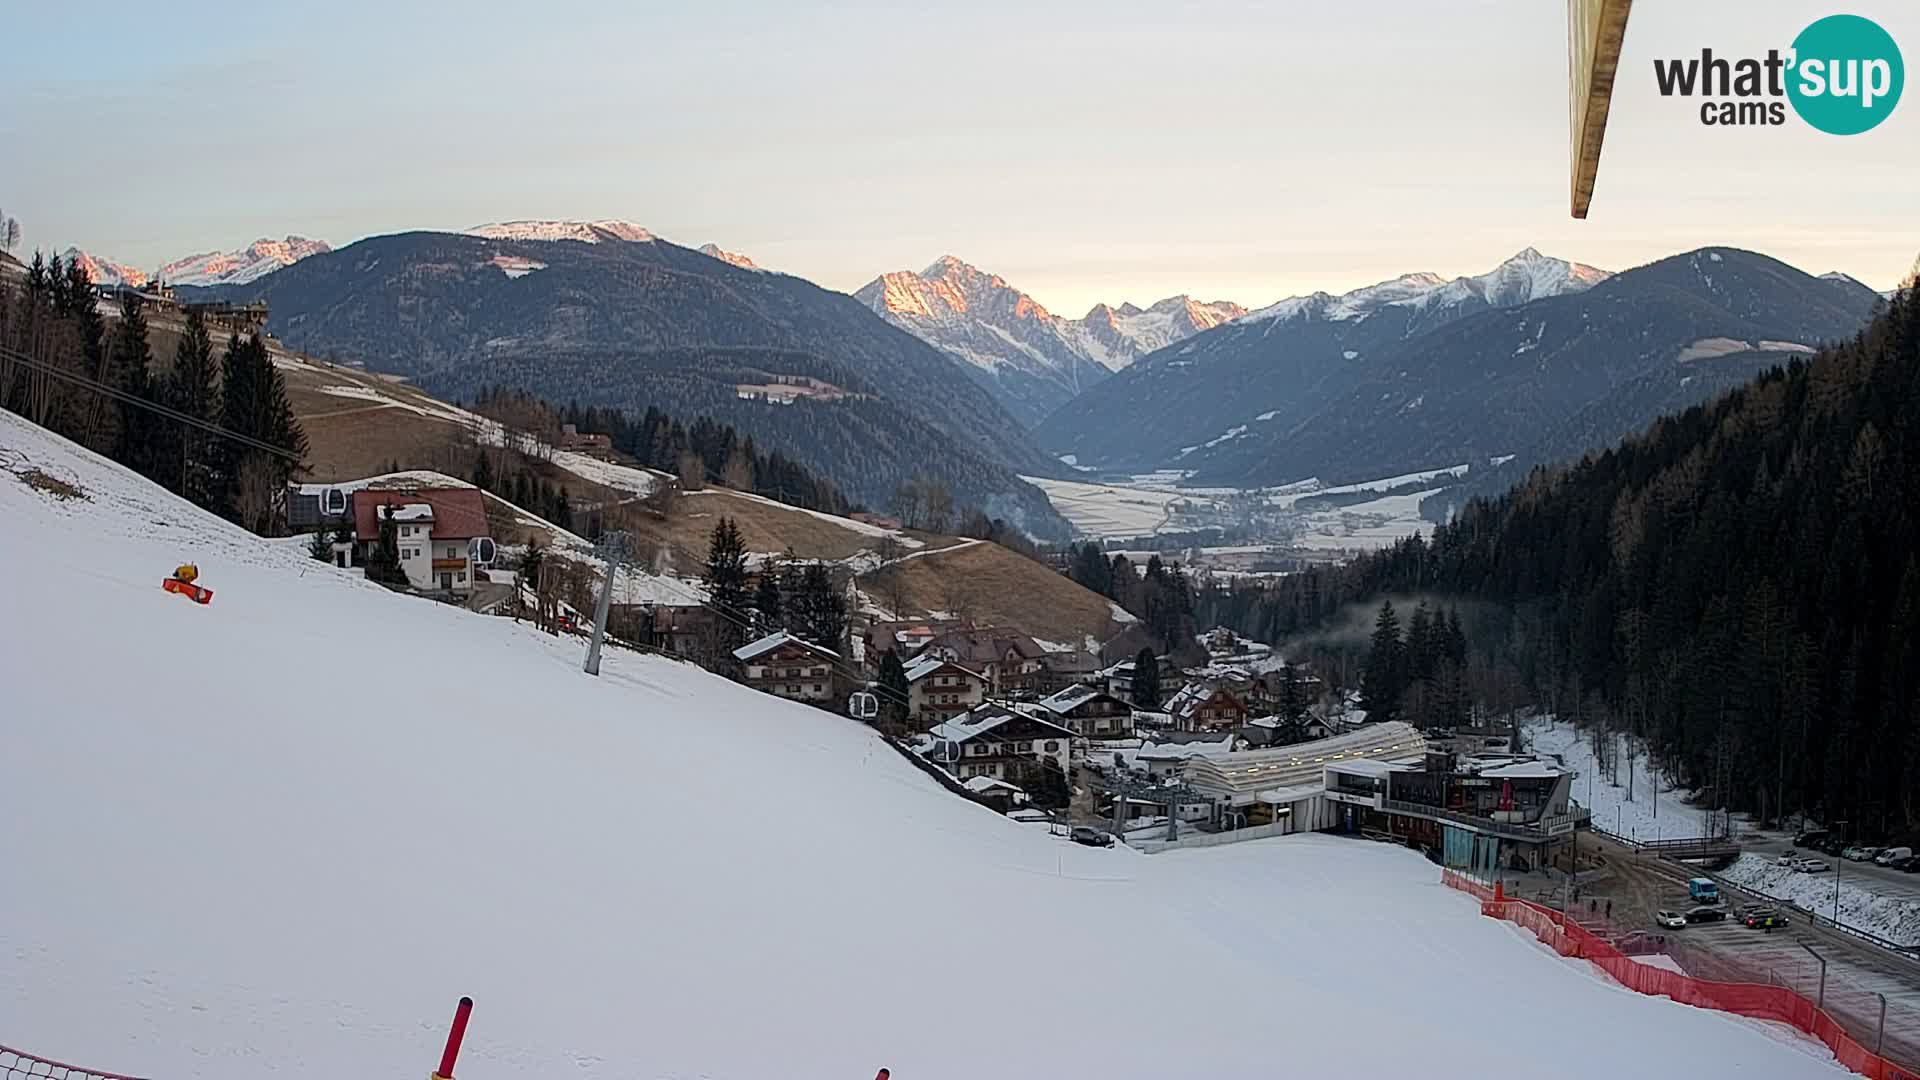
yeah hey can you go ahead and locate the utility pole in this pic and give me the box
[584,530,632,677]
[1832,819,1848,930]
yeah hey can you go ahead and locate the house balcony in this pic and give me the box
[432,557,469,572]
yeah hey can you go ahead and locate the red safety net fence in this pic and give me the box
[1,1046,151,1080]
[1440,870,1920,1080]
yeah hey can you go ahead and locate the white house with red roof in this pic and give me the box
[352,487,492,594]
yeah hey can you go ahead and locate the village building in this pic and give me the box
[1321,754,1578,873]
[914,627,1048,695]
[862,619,964,669]
[1037,649,1101,694]
[1032,684,1135,741]
[961,775,1028,813]
[351,487,493,594]
[1181,721,1428,834]
[1164,680,1251,732]
[556,423,614,456]
[732,631,844,706]
[913,704,1074,783]
[904,655,988,726]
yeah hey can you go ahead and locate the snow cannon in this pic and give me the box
[162,563,213,604]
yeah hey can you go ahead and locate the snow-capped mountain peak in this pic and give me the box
[1249,250,1609,326]
[697,243,760,271]
[160,236,331,286]
[465,220,656,244]
[59,236,332,290]
[854,257,1245,426]
[59,248,149,289]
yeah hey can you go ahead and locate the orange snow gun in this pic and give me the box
[163,563,213,604]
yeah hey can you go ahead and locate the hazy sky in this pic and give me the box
[6,1,1915,313]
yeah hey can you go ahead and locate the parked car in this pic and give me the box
[1875,846,1913,866]
[1795,829,1831,848]
[1655,910,1687,929]
[1070,826,1114,848]
[1840,846,1866,861]
[1895,856,1920,874]
[1686,906,1729,924]
[1744,908,1790,929]
[1777,851,1802,866]
[1793,858,1832,873]
[1688,877,1721,904]
[1845,846,1882,862]
[1821,837,1851,856]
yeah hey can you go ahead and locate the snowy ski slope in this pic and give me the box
[0,411,1841,1080]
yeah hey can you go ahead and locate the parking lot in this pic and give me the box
[1581,834,1920,1068]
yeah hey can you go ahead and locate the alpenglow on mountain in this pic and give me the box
[61,236,332,289]
[1038,247,1612,470]
[854,255,1245,428]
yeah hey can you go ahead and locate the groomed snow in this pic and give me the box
[0,411,1842,1080]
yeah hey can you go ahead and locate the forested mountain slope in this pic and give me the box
[195,231,1068,535]
[1205,275,1919,836]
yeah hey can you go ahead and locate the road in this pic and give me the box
[1583,834,1920,1068]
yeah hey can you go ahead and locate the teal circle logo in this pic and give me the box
[1787,14,1903,135]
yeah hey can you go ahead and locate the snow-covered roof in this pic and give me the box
[923,705,1073,746]
[962,776,1025,795]
[1324,757,1410,779]
[732,631,840,663]
[1135,736,1238,762]
[903,655,982,684]
[1479,760,1567,780]
[1037,683,1106,713]
[1257,784,1326,805]
[387,503,433,522]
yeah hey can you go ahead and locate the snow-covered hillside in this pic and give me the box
[0,411,1839,1080]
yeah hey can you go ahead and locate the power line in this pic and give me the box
[0,343,302,462]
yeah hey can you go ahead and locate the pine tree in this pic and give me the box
[798,562,847,651]
[471,448,494,491]
[752,570,784,635]
[308,526,336,562]
[1280,662,1309,724]
[165,310,219,506]
[877,648,911,730]
[1360,600,1405,724]
[364,509,408,587]
[108,293,158,480]
[703,516,751,652]
[553,486,572,531]
[1131,646,1161,709]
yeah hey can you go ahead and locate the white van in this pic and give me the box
[1874,846,1912,866]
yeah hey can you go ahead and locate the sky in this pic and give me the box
[4,0,1915,314]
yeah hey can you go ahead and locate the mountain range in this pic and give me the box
[855,256,1244,427]
[185,226,1073,537]
[1037,247,1882,491]
[64,236,331,289]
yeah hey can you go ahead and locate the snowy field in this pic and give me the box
[1719,855,1920,945]
[1024,469,1447,553]
[0,412,1843,1080]
[1528,717,1713,840]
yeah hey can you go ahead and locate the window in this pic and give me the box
[1045,741,1059,752]
[456,571,466,583]
[811,684,822,693]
